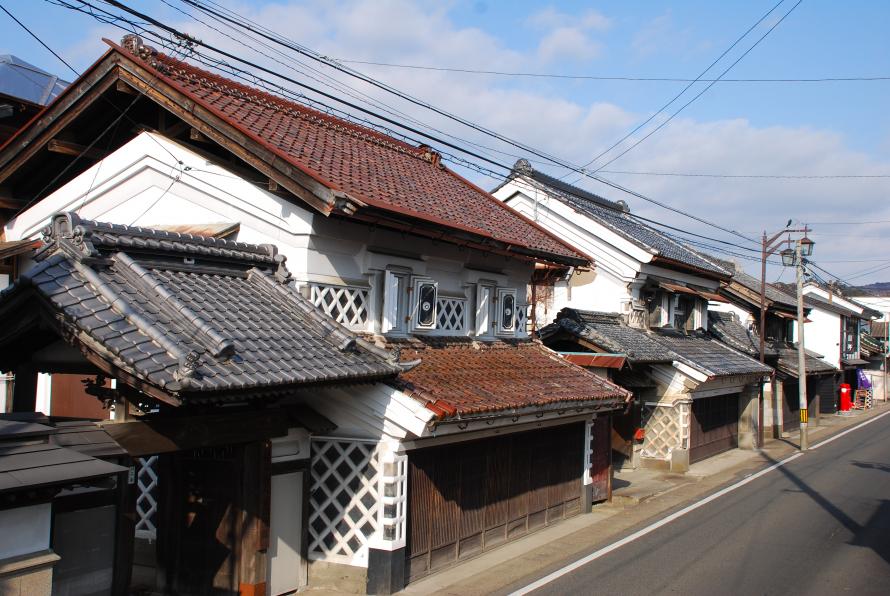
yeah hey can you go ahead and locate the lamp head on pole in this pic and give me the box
[781,248,796,267]
[800,236,815,257]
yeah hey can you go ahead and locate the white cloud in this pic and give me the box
[526,7,612,32]
[536,27,603,63]
[54,0,890,282]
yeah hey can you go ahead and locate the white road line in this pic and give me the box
[810,409,890,450]
[509,408,890,596]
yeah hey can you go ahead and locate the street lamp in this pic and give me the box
[780,248,796,267]
[759,225,812,449]
[800,236,815,257]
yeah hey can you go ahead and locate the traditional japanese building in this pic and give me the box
[494,161,770,471]
[0,36,629,594]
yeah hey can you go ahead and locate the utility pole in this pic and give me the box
[760,225,810,446]
[795,239,809,451]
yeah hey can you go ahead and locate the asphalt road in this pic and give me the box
[520,413,890,596]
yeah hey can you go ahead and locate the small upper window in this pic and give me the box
[415,281,437,329]
[497,288,516,335]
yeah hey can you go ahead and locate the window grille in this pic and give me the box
[309,439,381,567]
[436,297,466,332]
[134,455,159,540]
[309,283,370,330]
[517,303,529,333]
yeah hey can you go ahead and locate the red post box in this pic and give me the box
[840,383,852,412]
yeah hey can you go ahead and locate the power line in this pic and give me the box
[171,0,757,244]
[568,0,788,178]
[585,0,805,176]
[174,0,575,172]
[56,0,759,247]
[807,220,890,225]
[599,169,890,180]
[336,59,890,84]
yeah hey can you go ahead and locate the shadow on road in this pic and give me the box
[851,461,890,473]
[762,451,890,566]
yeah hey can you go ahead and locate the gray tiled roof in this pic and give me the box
[707,311,835,377]
[513,166,729,277]
[649,328,772,377]
[1,213,402,404]
[542,308,770,378]
[775,345,838,377]
[803,293,863,318]
[707,311,772,358]
[728,270,798,310]
[540,310,675,363]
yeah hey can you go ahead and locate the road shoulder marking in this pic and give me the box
[510,408,890,595]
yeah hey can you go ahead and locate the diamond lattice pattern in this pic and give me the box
[309,440,381,567]
[310,284,370,330]
[641,404,683,460]
[436,298,466,332]
[135,455,159,540]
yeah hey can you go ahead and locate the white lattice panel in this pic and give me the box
[517,303,528,334]
[641,404,683,460]
[309,440,381,567]
[377,451,408,549]
[436,297,466,332]
[310,283,370,330]
[135,455,158,540]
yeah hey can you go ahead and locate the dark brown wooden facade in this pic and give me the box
[689,394,740,464]
[406,423,584,581]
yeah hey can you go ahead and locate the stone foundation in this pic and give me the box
[0,550,59,596]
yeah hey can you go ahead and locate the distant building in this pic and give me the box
[0,55,68,145]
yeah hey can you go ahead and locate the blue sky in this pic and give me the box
[2,1,889,284]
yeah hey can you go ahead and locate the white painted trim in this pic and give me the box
[672,361,709,383]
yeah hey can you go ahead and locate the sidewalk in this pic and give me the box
[309,402,888,595]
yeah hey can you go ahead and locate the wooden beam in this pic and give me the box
[0,187,25,209]
[115,79,137,95]
[47,138,106,160]
[0,57,120,183]
[188,127,211,143]
[161,119,189,139]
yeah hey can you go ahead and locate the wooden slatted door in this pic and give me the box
[689,394,740,464]
[783,382,801,433]
[407,424,583,581]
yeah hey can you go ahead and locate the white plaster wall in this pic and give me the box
[851,296,890,323]
[0,503,51,559]
[803,285,864,315]
[492,181,723,330]
[35,373,51,415]
[708,301,753,325]
[5,132,534,336]
[798,307,841,367]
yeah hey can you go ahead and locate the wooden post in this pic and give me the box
[238,441,270,596]
[11,365,37,412]
[111,459,136,596]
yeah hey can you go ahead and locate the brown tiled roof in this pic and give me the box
[109,41,583,265]
[387,337,630,418]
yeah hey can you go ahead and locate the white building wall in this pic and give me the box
[5,133,533,337]
[798,307,841,367]
[0,503,51,560]
[708,300,754,326]
[491,181,720,328]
